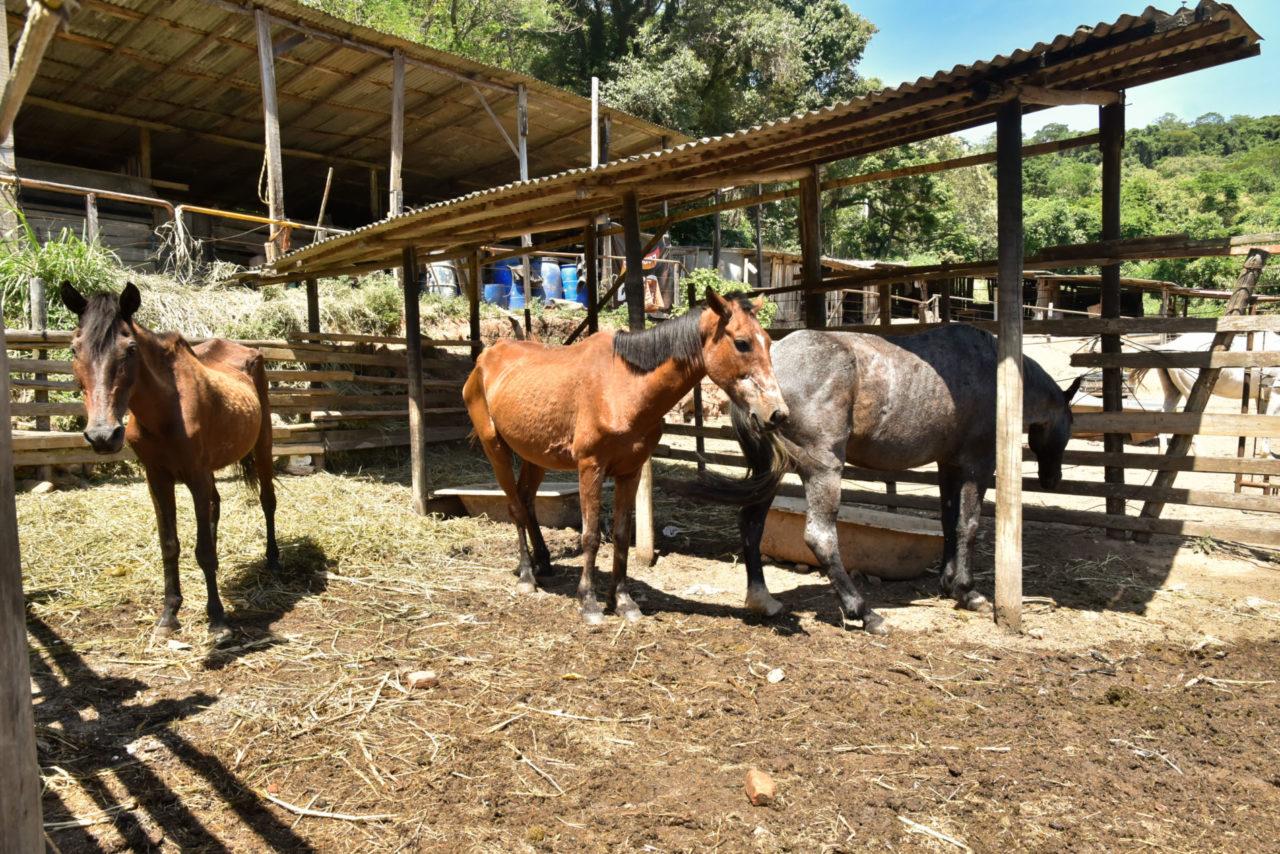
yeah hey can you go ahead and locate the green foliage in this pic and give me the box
[677,267,777,325]
[0,210,123,327]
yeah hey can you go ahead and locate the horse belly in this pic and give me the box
[199,371,262,469]
[488,393,578,471]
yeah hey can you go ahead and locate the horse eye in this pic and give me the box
[734,339,751,353]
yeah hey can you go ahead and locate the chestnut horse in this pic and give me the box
[463,289,787,625]
[61,283,279,642]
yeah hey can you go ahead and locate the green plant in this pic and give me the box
[0,208,123,326]
[677,267,778,326]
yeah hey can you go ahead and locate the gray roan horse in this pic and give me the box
[669,324,1082,634]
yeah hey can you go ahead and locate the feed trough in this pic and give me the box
[761,496,943,580]
[434,482,581,528]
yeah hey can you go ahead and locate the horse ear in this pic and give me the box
[704,287,731,321]
[61,282,88,316]
[1062,374,1086,401]
[119,282,141,321]
[749,296,766,315]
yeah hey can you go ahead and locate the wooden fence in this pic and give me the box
[4,329,473,469]
[654,312,1280,547]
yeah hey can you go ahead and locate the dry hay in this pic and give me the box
[18,447,1280,852]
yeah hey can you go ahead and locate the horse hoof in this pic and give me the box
[617,604,643,623]
[963,593,992,614]
[515,579,537,595]
[745,587,784,617]
[152,623,177,638]
[581,609,605,626]
[208,624,234,646]
[862,613,890,636]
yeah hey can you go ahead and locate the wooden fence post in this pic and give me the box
[711,190,722,273]
[0,313,43,849]
[687,279,706,475]
[402,247,429,514]
[29,277,51,482]
[584,221,599,336]
[469,249,482,362]
[994,97,1025,633]
[622,192,655,565]
[799,167,824,328]
[1134,249,1270,541]
[84,192,98,243]
[1099,100,1126,539]
[304,278,325,471]
[939,278,952,323]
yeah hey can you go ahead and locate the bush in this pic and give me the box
[0,209,123,327]
[677,267,778,326]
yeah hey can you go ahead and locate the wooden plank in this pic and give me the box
[1016,85,1121,107]
[10,358,71,374]
[767,315,1280,340]
[1056,448,1280,476]
[798,166,824,328]
[266,370,354,383]
[1073,411,1279,436]
[389,49,405,217]
[255,9,289,260]
[311,408,463,422]
[994,97,1023,632]
[1072,350,1280,369]
[11,401,81,417]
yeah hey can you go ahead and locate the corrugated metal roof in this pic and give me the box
[262,0,1261,280]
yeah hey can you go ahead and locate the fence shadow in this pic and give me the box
[27,610,317,853]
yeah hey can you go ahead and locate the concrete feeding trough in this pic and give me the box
[433,482,581,528]
[760,496,943,581]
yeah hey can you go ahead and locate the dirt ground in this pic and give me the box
[19,433,1280,853]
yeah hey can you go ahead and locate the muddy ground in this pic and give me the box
[19,441,1280,853]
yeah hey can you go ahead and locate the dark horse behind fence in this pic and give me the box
[463,290,787,625]
[61,283,279,643]
[667,324,1082,635]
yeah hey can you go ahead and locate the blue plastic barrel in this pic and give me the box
[560,264,581,304]
[540,259,563,300]
[482,283,508,306]
[508,285,544,310]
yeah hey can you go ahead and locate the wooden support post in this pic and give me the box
[688,280,706,474]
[994,97,1024,633]
[389,49,405,217]
[712,190,722,272]
[255,9,288,261]
[939,278,953,323]
[622,191,654,565]
[584,221,599,336]
[402,247,429,514]
[590,77,600,168]
[622,191,645,332]
[1099,100,1126,539]
[754,185,765,287]
[139,127,152,181]
[0,7,17,239]
[368,168,379,221]
[878,281,892,329]
[1134,249,1269,541]
[798,167,824,328]
[304,278,325,471]
[84,192,99,243]
[0,315,41,854]
[517,84,532,335]
[469,249,482,362]
[28,277,51,482]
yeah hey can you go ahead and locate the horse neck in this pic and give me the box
[627,358,705,422]
[126,324,183,431]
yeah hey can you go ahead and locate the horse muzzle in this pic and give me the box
[84,423,125,454]
[750,406,789,433]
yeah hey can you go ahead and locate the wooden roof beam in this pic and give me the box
[58,0,161,98]
[1009,84,1122,107]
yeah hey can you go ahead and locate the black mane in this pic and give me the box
[77,293,126,359]
[613,311,704,373]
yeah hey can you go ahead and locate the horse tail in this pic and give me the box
[658,404,790,506]
[239,450,260,492]
[1128,366,1150,389]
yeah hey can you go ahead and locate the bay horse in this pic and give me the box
[463,289,787,625]
[669,324,1082,634]
[1129,330,1280,455]
[61,283,279,642]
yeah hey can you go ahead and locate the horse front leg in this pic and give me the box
[609,470,643,622]
[802,468,886,635]
[517,461,552,576]
[740,499,783,617]
[1158,368,1182,454]
[949,470,991,613]
[190,474,232,643]
[145,468,182,635]
[576,463,605,625]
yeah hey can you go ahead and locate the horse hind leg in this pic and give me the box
[516,461,553,576]
[190,473,232,643]
[945,468,991,613]
[248,356,280,571]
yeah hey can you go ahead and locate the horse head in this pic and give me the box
[699,288,789,432]
[1028,374,1085,489]
[61,282,143,454]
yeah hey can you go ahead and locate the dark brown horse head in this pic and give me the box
[699,289,788,431]
[61,282,142,454]
[1029,374,1085,489]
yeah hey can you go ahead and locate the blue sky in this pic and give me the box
[848,0,1277,141]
